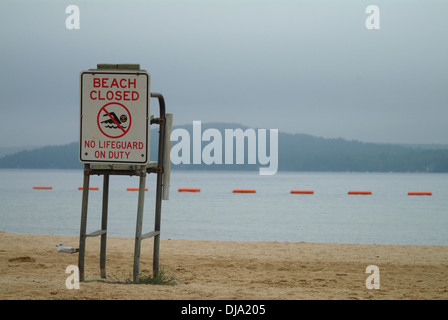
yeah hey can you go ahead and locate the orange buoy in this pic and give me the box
[348,191,372,195]
[178,188,201,192]
[78,187,99,190]
[408,192,432,196]
[233,189,256,193]
[290,190,314,194]
[126,188,148,191]
[32,186,52,190]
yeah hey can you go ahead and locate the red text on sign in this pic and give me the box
[90,90,139,101]
[94,150,131,160]
[93,77,137,89]
[84,140,144,150]
[90,77,140,101]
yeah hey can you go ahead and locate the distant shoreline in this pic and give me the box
[1,124,448,172]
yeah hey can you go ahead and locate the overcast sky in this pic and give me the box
[0,0,447,148]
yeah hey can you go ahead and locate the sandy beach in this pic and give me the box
[1,231,447,300]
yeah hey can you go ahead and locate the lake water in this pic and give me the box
[0,169,447,245]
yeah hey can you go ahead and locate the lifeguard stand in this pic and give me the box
[77,64,172,283]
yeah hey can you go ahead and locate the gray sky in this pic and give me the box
[0,0,447,148]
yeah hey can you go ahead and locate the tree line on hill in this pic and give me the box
[0,123,447,172]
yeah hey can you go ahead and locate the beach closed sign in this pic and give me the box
[79,69,150,164]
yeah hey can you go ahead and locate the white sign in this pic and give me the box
[79,69,150,164]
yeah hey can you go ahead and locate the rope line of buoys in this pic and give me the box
[30,186,434,196]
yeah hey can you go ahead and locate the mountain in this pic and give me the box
[0,146,36,158]
[0,143,81,169]
[1,122,448,172]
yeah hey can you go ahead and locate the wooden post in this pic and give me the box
[100,174,109,278]
[78,164,90,282]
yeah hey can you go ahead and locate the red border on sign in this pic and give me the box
[97,102,132,139]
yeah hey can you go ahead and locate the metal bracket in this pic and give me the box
[151,118,165,125]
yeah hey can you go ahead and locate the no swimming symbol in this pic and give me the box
[97,102,132,138]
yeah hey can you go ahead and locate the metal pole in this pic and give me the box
[163,113,173,200]
[78,164,90,282]
[100,173,109,278]
[133,166,147,283]
[151,93,166,276]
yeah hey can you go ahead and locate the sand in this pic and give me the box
[1,232,447,300]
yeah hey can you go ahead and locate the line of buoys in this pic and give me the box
[30,186,434,196]
[233,189,256,193]
[408,192,432,196]
[290,190,314,194]
[178,188,201,192]
[126,187,148,191]
[348,191,372,195]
